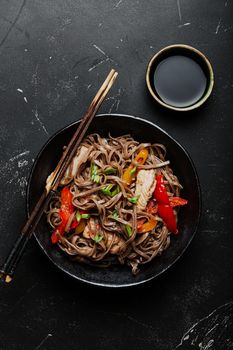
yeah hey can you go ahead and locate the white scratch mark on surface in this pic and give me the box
[224,25,233,32]
[205,323,218,336]
[32,64,39,87]
[98,23,102,27]
[33,109,49,135]
[18,159,28,168]
[49,56,52,60]
[108,100,118,113]
[89,44,117,72]
[95,309,156,332]
[225,0,228,6]
[177,0,182,22]
[34,334,52,350]
[174,301,233,349]
[115,0,123,8]
[178,22,191,28]
[9,150,30,162]
[18,176,27,196]
[86,84,92,90]
[61,17,72,27]
[106,88,122,113]
[24,96,28,103]
[88,44,112,72]
[24,48,28,52]
[93,44,107,57]
[7,171,19,184]
[215,18,222,34]
[74,75,79,79]
[17,88,23,93]
[115,99,120,111]
[88,58,109,72]
[1,150,31,197]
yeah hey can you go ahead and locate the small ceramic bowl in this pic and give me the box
[146,44,214,112]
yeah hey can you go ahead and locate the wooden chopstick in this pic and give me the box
[0,69,118,283]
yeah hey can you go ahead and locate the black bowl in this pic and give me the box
[27,114,201,287]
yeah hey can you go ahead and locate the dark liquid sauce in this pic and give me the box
[153,55,207,108]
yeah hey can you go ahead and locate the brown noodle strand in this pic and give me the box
[47,134,183,274]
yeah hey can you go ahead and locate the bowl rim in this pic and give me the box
[27,113,202,287]
[146,44,214,112]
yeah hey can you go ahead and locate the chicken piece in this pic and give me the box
[105,232,126,255]
[46,145,89,191]
[83,220,125,255]
[135,169,156,210]
[83,218,99,239]
[61,145,89,185]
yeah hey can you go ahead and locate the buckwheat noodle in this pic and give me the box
[46,134,183,274]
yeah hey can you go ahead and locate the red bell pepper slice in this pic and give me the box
[169,197,188,207]
[146,200,158,215]
[153,175,178,234]
[70,210,88,230]
[157,204,178,234]
[51,187,74,244]
[154,175,169,205]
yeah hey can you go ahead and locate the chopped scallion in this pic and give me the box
[129,166,137,176]
[93,234,103,244]
[75,211,81,222]
[101,184,114,196]
[91,163,100,183]
[104,167,117,175]
[112,209,119,219]
[125,224,133,237]
[128,195,140,204]
[81,213,90,219]
[101,184,120,197]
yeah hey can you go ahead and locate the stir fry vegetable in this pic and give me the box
[51,187,74,243]
[128,195,140,204]
[104,167,117,175]
[122,148,149,185]
[93,233,103,243]
[169,197,188,207]
[125,224,133,237]
[134,148,149,164]
[154,175,178,234]
[51,190,89,243]
[101,184,120,197]
[137,218,157,234]
[91,163,100,183]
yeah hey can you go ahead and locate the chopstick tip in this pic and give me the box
[5,275,12,283]
[0,271,12,283]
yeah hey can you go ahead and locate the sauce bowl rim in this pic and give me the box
[146,44,214,112]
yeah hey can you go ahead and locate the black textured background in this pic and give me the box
[0,1,232,349]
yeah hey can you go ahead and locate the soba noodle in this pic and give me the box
[46,134,183,274]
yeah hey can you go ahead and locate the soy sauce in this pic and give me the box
[153,55,207,108]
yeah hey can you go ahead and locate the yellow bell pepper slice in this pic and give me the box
[75,219,86,234]
[137,218,157,234]
[122,148,149,185]
[122,164,135,185]
[134,148,149,164]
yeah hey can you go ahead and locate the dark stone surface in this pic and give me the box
[0,0,232,349]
